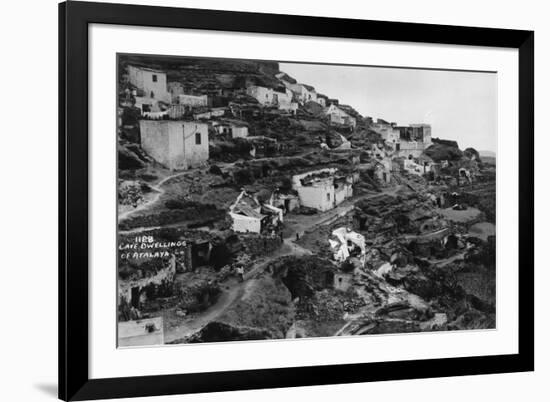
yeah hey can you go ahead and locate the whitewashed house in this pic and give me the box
[274,88,297,112]
[325,104,357,128]
[139,120,209,170]
[299,84,318,103]
[213,121,249,138]
[292,168,353,212]
[410,124,432,144]
[279,79,318,104]
[229,191,265,233]
[395,124,432,158]
[396,140,426,159]
[229,191,283,233]
[246,85,297,112]
[372,120,400,150]
[246,85,277,105]
[127,65,170,103]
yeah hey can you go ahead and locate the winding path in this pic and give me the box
[164,279,245,343]
[163,226,317,342]
[137,184,407,342]
[118,171,189,222]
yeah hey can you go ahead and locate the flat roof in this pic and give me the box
[128,65,165,74]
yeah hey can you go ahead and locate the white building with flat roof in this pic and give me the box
[292,168,353,212]
[127,65,170,103]
[139,120,209,170]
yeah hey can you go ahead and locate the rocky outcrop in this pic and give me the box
[424,139,463,161]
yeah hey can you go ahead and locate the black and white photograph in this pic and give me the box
[116,54,497,347]
[1,0,543,400]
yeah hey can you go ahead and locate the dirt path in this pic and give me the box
[164,247,299,343]
[160,185,405,342]
[164,279,245,343]
[118,171,189,222]
[163,231,314,342]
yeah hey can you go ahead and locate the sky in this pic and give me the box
[280,62,497,153]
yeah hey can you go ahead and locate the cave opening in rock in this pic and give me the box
[131,286,140,308]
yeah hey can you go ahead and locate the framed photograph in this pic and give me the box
[59,1,534,400]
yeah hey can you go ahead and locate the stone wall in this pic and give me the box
[119,256,176,307]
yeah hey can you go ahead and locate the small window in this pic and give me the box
[326,193,330,201]
[195,133,201,145]
[152,74,157,82]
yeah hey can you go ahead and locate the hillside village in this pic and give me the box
[117,55,496,346]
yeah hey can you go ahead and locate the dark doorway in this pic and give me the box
[191,242,211,268]
[131,287,140,308]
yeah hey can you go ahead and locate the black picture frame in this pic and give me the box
[59,1,534,400]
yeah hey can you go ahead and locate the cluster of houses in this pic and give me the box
[246,73,357,129]
[123,64,364,173]
[370,118,432,158]
[363,118,436,181]
[123,65,255,170]
[121,64,437,236]
[227,167,355,235]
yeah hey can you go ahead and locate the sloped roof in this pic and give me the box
[232,204,264,220]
